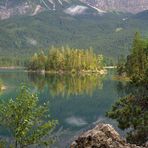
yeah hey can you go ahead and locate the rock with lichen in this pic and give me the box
[70,124,144,148]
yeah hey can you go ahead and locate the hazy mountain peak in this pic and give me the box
[0,0,83,19]
[0,0,148,20]
[80,0,148,13]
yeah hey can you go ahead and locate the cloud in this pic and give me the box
[66,116,87,126]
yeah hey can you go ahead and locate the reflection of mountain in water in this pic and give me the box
[28,73,104,97]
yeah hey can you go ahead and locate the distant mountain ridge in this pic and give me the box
[81,0,148,13]
[0,0,91,19]
[0,0,148,20]
[0,0,148,64]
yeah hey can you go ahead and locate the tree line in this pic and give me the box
[117,32,148,85]
[27,47,104,72]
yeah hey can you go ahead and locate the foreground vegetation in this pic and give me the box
[107,33,148,146]
[0,85,57,147]
[27,47,104,73]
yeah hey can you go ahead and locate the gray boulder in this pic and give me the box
[70,124,144,148]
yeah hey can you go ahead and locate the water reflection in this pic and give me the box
[65,116,87,127]
[28,73,104,97]
[0,70,125,147]
[107,81,148,146]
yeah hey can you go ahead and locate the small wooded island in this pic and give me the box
[27,47,106,74]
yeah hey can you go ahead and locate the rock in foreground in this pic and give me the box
[70,124,144,148]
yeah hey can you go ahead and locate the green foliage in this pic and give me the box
[126,34,148,85]
[126,33,147,73]
[117,55,126,76]
[27,47,104,72]
[27,51,47,71]
[107,34,148,145]
[117,33,148,84]
[0,85,57,147]
[0,56,26,67]
[106,84,148,145]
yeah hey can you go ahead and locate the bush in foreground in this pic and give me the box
[0,85,57,148]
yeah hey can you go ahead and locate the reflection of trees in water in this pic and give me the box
[28,73,47,91]
[107,82,148,146]
[116,81,127,97]
[28,73,104,97]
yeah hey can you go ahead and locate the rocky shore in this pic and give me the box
[70,124,145,148]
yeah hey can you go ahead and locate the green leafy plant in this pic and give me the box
[0,85,58,148]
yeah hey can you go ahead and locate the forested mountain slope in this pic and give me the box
[0,1,148,66]
[0,11,148,62]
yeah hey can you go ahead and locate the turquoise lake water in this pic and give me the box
[0,69,127,147]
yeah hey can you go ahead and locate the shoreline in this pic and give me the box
[27,69,107,75]
[104,66,117,69]
[0,66,117,70]
[0,67,110,75]
[0,66,24,70]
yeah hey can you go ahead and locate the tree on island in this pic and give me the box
[27,47,104,72]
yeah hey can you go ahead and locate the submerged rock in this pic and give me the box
[70,124,144,148]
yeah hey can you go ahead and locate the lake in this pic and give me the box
[0,69,127,147]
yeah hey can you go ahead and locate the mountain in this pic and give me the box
[81,0,148,13]
[0,10,148,63]
[0,0,97,20]
[1,0,148,20]
[0,0,148,66]
[134,10,148,19]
